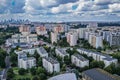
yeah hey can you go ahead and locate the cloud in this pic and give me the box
[0,0,120,21]
[51,3,75,14]
[109,3,120,12]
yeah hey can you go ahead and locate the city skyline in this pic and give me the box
[0,0,120,22]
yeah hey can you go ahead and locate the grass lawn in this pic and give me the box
[13,67,33,79]
[0,68,3,71]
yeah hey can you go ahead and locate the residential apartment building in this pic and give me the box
[82,68,120,80]
[108,32,120,46]
[36,47,48,58]
[11,34,38,43]
[89,34,103,48]
[77,48,118,67]
[67,32,78,46]
[77,28,86,39]
[55,48,69,59]
[18,53,36,69]
[36,26,47,35]
[71,54,89,68]
[53,25,64,33]
[15,47,36,55]
[19,25,31,36]
[42,57,60,73]
[51,32,58,44]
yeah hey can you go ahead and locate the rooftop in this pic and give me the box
[78,48,116,61]
[23,57,36,61]
[48,73,77,80]
[73,54,88,61]
[18,53,27,59]
[82,68,120,80]
[44,57,59,64]
[38,47,48,54]
[56,48,68,55]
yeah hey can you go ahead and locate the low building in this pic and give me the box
[36,47,48,58]
[15,47,36,55]
[18,53,36,69]
[42,57,60,73]
[11,34,38,43]
[82,68,120,80]
[55,48,69,59]
[48,73,77,80]
[71,54,89,68]
[77,48,118,67]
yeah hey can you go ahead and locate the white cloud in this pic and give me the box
[0,0,6,7]
[51,3,74,13]
[109,3,120,12]
[94,0,119,5]
[39,0,58,7]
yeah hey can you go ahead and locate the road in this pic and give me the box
[1,45,11,80]
[3,56,10,80]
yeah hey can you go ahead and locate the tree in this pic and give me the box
[64,56,70,65]
[96,47,102,52]
[18,68,26,75]
[36,67,46,75]
[0,48,7,68]
[34,50,40,61]
[90,61,105,69]
[7,68,15,80]
[104,63,116,74]
[56,56,63,68]
[39,73,46,80]
[37,57,42,66]
[30,67,36,75]
[61,64,66,71]
[32,76,39,80]
[10,52,17,67]
[111,53,120,62]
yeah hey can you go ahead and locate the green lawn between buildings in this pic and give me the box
[13,67,33,79]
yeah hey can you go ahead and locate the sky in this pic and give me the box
[0,0,120,22]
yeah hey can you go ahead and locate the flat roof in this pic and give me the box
[78,48,116,61]
[38,47,48,54]
[48,73,77,80]
[56,48,68,55]
[73,54,88,61]
[44,57,59,64]
[82,68,120,80]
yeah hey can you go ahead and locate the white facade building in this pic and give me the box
[42,57,60,73]
[36,47,48,58]
[55,48,69,59]
[71,54,89,68]
[89,34,103,48]
[51,32,58,44]
[77,28,86,39]
[15,48,37,55]
[77,48,118,67]
[18,53,36,69]
[67,32,78,46]
[108,32,120,46]
[11,34,38,43]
